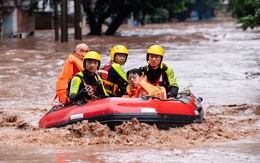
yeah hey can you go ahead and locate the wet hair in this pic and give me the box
[126,68,142,78]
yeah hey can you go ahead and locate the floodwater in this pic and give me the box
[0,17,259,162]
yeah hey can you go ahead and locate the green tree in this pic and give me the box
[232,0,260,30]
[146,8,169,23]
[81,0,188,35]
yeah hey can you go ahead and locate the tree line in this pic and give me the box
[0,0,259,36]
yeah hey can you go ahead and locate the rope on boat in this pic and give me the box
[140,95,178,101]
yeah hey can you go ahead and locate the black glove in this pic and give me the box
[169,86,179,98]
[81,87,93,100]
[79,88,88,96]
[69,88,90,102]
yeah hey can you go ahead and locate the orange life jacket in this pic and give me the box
[124,80,166,99]
[52,54,83,105]
[98,62,119,95]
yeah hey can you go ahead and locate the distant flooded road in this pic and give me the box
[0,17,259,162]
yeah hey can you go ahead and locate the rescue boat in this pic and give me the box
[39,90,203,129]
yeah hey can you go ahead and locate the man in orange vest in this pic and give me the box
[124,68,166,99]
[53,43,90,105]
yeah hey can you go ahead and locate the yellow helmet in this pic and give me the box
[83,51,101,69]
[146,45,164,61]
[110,45,128,63]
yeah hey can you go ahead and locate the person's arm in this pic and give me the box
[169,86,179,98]
[96,75,109,98]
[165,66,179,98]
[139,66,147,76]
[69,76,88,102]
[111,63,128,82]
[111,63,128,95]
[68,55,84,72]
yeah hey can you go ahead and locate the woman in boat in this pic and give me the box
[123,68,166,99]
[69,51,108,103]
[99,45,128,97]
[139,45,179,98]
[53,43,90,105]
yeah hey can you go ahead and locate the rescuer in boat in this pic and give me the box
[99,45,128,97]
[53,43,90,106]
[123,68,166,99]
[69,51,108,103]
[139,45,179,98]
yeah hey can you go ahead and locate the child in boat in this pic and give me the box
[139,45,179,98]
[69,51,108,103]
[123,68,166,99]
[53,43,90,106]
[99,45,128,97]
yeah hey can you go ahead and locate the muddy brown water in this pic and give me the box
[0,17,259,162]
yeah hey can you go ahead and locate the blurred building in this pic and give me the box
[0,0,75,39]
[1,8,34,38]
[1,1,35,38]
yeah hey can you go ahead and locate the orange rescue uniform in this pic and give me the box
[124,80,166,99]
[53,54,83,105]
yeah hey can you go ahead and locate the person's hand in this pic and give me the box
[79,88,87,93]
[85,85,93,96]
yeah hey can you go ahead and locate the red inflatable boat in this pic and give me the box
[39,92,203,129]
